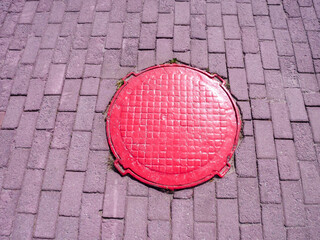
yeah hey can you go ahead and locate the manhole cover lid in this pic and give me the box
[106,64,241,190]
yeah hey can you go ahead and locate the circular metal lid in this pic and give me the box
[106,64,241,190]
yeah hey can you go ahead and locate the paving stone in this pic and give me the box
[34,191,60,238]
[208,27,224,53]
[60,172,85,217]
[172,199,193,240]
[0,13,19,37]
[300,161,320,204]
[258,159,281,204]
[110,0,126,23]
[191,0,206,14]
[142,0,158,23]
[11,64,33,95]
[124,197,148,240]
[274,29,294,56]
[17,169,43,214]
[31,12,49,37]
[91,113,108,150]
[229,68,249,100]
[28,130,51,169]
[1,96,25,129]
[102,219,124,240]
[251,99,270,119]
[173,26,190,52]
[0,50,21,79]
[148,220,171,240]
[127,178,149,196]
[0,130,15,167]
[156,39,173,64]
[269,5,287,29]
[74,96,96,131]
[25,79,45,111]
[207,3,222,26]
[237,101,252,120]
[49,1,66,23]
[308,107,320,142]
[33,49,54,79]
[194,181,215,222]
[300,7,320,30]
[175,2,190,25]
[45,64,66,95]
[139,24,157,50]
[190,15,206,40]
[285,88,308,121]
[281,181,306,227]
[249,84,266,99]
[208,53,227,77]
[225,40,244,68]
[292,123,317,161]
[9,24,31,50]
[174,51,191,65]
[21,36,41,64]
[283,0,300,17]
[15,112,38,148]
[293,43,314,73]
[173,188,193,199]
[306,205,320,239]
[223,15,240,39]
[0,80,12,111]
[287,227,309,240]
[240,225,263,240]
[11,213,35,240]
[106,23,124,49]
[67,131,91,171]
[280,57,300,88]
[56,217,79,240]
[60,12,79,37]
[19,1,38,24]
[254,120,276,159]
[262,204,286,240]
[96,79,117,112]
[306,30,320,59]
[37,96,60,130]
[92,12,109,36]
[148,188,171,220]
[270,102,293,139]
[138,50,155,71]
[123,13,141,38]
[42,149,68,191]
[79,193,103,240]
[243,120,254,136]
[84,64,102,78]
[96,0,112,11]
[3,148,29,190]
[78,0,96,23]
[41,24,60,49]
[0,190,20,235]
[81,78,100,96]
[101,50,129,79]
[216,172,237,199]
[217,199,239,240]
[66,0,83,11]
[73,24,92,49]
[121,38,139,67]
[103,171,127,218]
[237,3,254,27]
[260,41,280,70]
[191,40,208,69]
[59,79,81,111]
[298,73,319,92]
[303,92,320,106]
[221,0,237,15]
[51,112,75,149]
[66,49,86,78]
[53,37,72,64]
[241,27,259,53]
[86,37,105,64]
[83,151,107,193]
[288,18,308,43]
[255,16,273,40]
[238,178,261,223]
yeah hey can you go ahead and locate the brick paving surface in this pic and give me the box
[0,0,320,239]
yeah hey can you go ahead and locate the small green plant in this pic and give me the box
[116,79,124,89]
[169,58,178,64]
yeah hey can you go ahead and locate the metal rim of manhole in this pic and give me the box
[106,64,241,190]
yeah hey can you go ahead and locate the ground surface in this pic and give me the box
[0,0,320,239]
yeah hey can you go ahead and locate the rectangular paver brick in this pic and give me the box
[208,27,224,53]
[81,78,100,96]
[96,79,117,112]
[262,204,286,240]
[67,131,91,171]
[236,137,257,177]
[11,64,33,95]
[223,15,240,39]
[308,107,320,142]
[237,3,255,26]
[1,96,25,129]
[56,217,79,240]
[148,188,171,220]
[254,120,276,159]
[270,102,293,139]
[216,172,237,199]
[276,140,300,180]
[51,112,75,149]
[127,178,149,197]
[0,50,21,79]
[33,49,54,79]
[59,79,81,112]
[0,13,19,37]
[110,0,126,23]
[207,3,222,26]
[124,197,148,240]
[299,73,319,92]
[279,57,300,88]
[285,88,308,121]
[53,37,72,64]
[148,220,170,240]
[139,23,157,50]
[258,159,281,203]
[121,38,139,67]
[0,80,12,111]
[74,96,96,131]
[274,29,294,56]
[281,181,306,227]
[240,225,263,240]
[15,112,38,148]
[91,113,108,150]
[34,191,60,238]
[194,181,215,222]
[238,101,252,120]
[45,64,66,95]
[194,222,216,240]
[269,5,287,29]
[251,99,270,119]
[283,0,300,17]
[31,12,49,37]
[255,16,273,40]
[86,37,105,64]
[106,23,124,49]
[42,149,68,191]
[102,219,124,240]
[73,24,92,49]
[208,53,227,77]
[66,50,86,78]
[41,24,60,49]
[226,40,244,68]
[92,12,109,36]
[124,13,141,38]
[156,39,173,64]
[260,41,280,69]
[173,26,190,52]
[300,161,320,204]
[191,40,208,69]
[293,43,314,72]
[28,130,51,169]
[60,12,79,37]
[288,18,308,43]
[0,130,15,167]
[11,213,35,240]
[138,50,155,71]
[191,15,206,40]
[241,27,259,53]
[159,0,174,13]
[300,7,320,30]
[264,70,285,101]
[142,0,158,23]
[249,84,267,99]
[9,24,31,50]
[229,68,249,100]
[17,169,43,214]
[172,199,193,240]
[79,193,103,240]
[158,13,174,38]
[217,199,239,240]
[60,172,85,217]
[0,190,20,235]
[96,0,112,11]
[49,1,66,23]
[78,0,96,23]
[175,2,190,25]
[307,31,320,58]
[84,151,107,193]
[21,37,40,64]
[221,0,237,15]
[19,1,38,24]
[37,96,60,130]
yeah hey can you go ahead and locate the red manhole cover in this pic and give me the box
[106,64,241,190]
